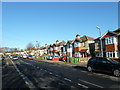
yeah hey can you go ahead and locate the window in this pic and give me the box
[83,42,86,47]
[106,51,116,58]
[74,42,80,47]
[105,36,115,45]
[89,58,97,62]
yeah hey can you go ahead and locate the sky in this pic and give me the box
[2,2,118,49]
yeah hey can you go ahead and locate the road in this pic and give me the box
[2,58,120,89]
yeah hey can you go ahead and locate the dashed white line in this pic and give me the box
[49,72,53,75]
[64,78,72,82]
[10,60,36,90]
[77,83,88,88]
[55,74,59,77]
[80,80,104,88]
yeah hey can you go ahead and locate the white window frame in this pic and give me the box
[105,36,117,45]
[74,42,81,47]
[106,51,118,58]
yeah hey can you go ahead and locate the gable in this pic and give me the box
[101,32,117,39]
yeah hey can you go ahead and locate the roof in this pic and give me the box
[74,35,94,42]
[113,28,120,33]
[67,40,74,44]
[94,37,100,41]
[101,28,120,39]
[59,40,66,46]
[80,49,88,52]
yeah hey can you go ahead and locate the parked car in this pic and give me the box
[27,55,34,60]
[59,56,67,62]
[10,55,13,59]
[12,55,18,60]
[87,57,120,77]
[22,55,28,59]
[47,56,54,60]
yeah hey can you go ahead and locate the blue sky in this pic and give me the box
[2,2,118,49]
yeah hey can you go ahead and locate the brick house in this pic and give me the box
[101,28,120,59]
[58,40,66,56]
[74,34,94,58]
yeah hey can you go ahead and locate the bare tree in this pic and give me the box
[26,42,35,50]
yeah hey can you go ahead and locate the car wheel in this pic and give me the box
[87,66,92,72]
[113,69,120,77]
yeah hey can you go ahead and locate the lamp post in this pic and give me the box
[96,26,103,57]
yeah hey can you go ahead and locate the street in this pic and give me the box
[2,58,120,89]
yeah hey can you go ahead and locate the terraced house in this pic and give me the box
[101,28,120,59]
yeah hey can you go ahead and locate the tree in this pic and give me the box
[26,42,35,50]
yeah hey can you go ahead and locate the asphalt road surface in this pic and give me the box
[2,58,120,90]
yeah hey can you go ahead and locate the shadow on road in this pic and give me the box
[72,66,87,71]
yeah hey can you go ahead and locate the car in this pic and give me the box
[47,56,54,60]
[12,55,18,60]
[59,56,67,62]
[22,55,28,59]
[87,57,120,77]
[27,55,34,60]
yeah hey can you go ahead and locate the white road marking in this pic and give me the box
[80,80,104,88]
[55,74,59,77]
[64,78,71,82]
[10,60,36,90]
[77,83,88,88]
[49,72,53,75]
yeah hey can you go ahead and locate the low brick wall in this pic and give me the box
[52,57,60,61]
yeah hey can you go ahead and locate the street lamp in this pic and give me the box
[96,26,103,57]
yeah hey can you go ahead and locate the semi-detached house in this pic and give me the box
[101,28,120,59]
[74,34,94,58]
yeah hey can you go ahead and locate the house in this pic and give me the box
[58,40,66,56]
[47,44,54,56]
[101,28,120,59]
[74,34,94,58]
[93,37,101,57]
[66,40,74,57]
[52,40,60,56]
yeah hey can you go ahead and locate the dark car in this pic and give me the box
[59,56,67,62]
[87,57,120,77]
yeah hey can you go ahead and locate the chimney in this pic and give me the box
[76,34,80,39]
[56,40,59,44]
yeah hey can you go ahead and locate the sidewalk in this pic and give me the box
[36,59,88,67]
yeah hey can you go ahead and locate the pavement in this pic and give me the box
[36,59,88,67]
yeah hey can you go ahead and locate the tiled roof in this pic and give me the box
[59,40,66,46]
[113,28,120,33]
[81,35,94,41]
[74,35,94,42]
[67,40,74,44]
